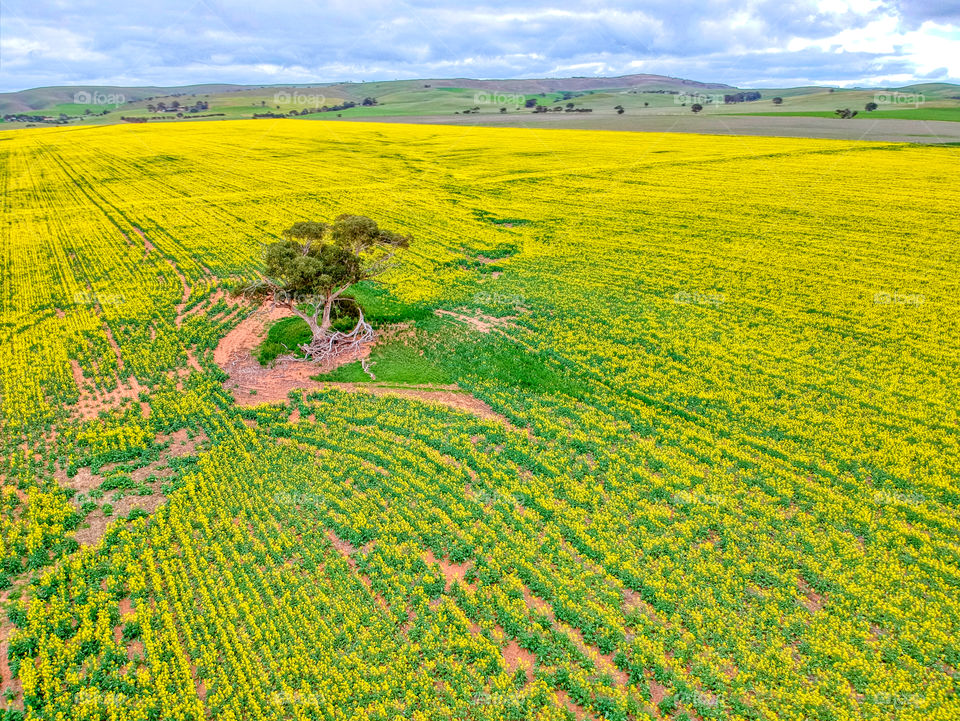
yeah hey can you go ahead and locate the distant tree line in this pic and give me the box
[147,100,210,113]
[2,111,109,124]
[723,92,762,103]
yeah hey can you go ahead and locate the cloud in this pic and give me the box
[0,0,956,91]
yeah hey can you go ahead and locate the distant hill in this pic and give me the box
[2,75,957,128]
[0,84,253,113]
[380,74,736,93]
[0,75,735,114]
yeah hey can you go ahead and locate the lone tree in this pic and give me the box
[691,103,703,113]
[865,101,878,111]
[247,214,410,362]
[772,97,783,105]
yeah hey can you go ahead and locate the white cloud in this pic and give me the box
[0,0,956,91]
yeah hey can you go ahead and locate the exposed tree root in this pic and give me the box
[282,310,376,364]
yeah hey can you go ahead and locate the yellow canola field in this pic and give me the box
[0,119,958,720]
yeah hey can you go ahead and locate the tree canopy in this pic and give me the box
[248,214,411,360]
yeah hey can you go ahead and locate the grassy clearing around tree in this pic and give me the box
[315,340,453,384]
[256,301,367,366]
[255,317,313,365]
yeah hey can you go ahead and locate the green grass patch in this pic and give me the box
[256,317,313,366]
[314,341,453,385]
[472,210,532,228]
[349,283,434,324]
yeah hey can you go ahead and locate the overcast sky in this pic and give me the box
[1,0,957,92]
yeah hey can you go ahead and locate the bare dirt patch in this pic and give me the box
[555,689,592,720]
[648,674,669,705]
[132,226,154,255]
[126,640,144,662]
[422,549,474,591]
[166,259,191,326]
[215,305,518,428]
[71,374,144,422]
[215,304,372,405]
[798,578,825,613]
[324,530,391,613]
[434,309,514,334]
[66,428,206,547]
[119,597,134,617]
[519,582,630,688]
[0,620,23,711]
[502,638,536,682]
[325,529,359,563]
[343,111,960,144]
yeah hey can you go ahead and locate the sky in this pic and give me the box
[0,0,958,92]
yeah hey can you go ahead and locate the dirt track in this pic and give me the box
[335,113,960,144]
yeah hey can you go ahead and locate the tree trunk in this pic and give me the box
[320,297,334,333]
[286,304,324,342]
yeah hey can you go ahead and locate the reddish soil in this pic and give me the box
[215,304,371,404]
[422,550,473,591]
[798,578,825,613]
[502,638,535,682]
[71,376,143,421]
[65,428,206,547]
[0,620,24,710]
[518,582,633,689]
[119,597,134,617]
[324,530,391,613]
[193,664,207,702]
[102,322,125,371]
[325,529,359,563]
[434,309,513,334]
[555,689,592,720]
[648,674,669,705]
[132,226,154,254]
[0,575,27,709]
[215,304,517,428]
[166,259,191,326]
